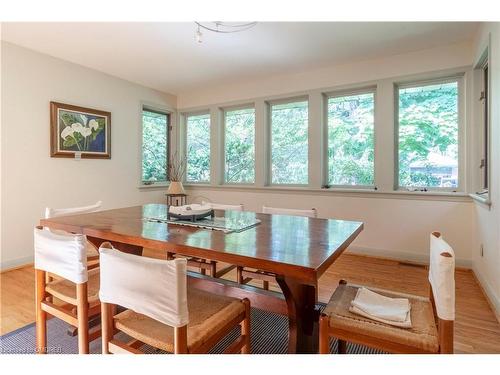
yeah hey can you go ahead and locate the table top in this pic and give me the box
[40,204,363,284]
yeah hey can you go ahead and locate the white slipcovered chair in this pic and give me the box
[168,202,244,278]
[237,206,318,290]
[99,243,251,354]
[34,226,101,354]
[44,201,102,264]
[319,231,455,354]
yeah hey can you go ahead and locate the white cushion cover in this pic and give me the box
[429,233,455,321]
[34,227,88,284]
[44,201,102,219]
[262,206,317,218]
[99,247,188,328]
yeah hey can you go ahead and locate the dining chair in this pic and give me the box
[168,202,244,278]
[99,242,251,354]
[319,231,455,354]
[45,201,102,269]
[34,226,101,354]
[237,205,317,290]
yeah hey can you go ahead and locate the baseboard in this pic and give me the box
[0,255,34,272]
[346,245,472,269]
[471,264,500,323]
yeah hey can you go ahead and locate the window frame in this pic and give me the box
[394,75,465,192]
[183,110,212,184]
[267,95,310,187]
[140,106,171,185]
[222,103,256,186]
[479,59,489,192]
[324,86,377,190]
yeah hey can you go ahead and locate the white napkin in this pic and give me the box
[349,287,412,328]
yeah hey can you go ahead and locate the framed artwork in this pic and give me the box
[50,101,111,158]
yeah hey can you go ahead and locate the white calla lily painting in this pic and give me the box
[50,102,111,158]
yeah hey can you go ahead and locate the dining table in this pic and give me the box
[40,203,363,354]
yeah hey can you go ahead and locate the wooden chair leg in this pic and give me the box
[338,339,347,354]
[241,299,251,354]
[101,302,112,354]
[200,260,206,276]
[319,314,329,354]
[174,325,188,354]
[263,280,269,290]
[236,266,243,284]
[76,283,89,354]
[35,269,47,354]
[210,261,217,277]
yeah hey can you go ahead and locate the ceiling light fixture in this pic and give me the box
[194,22,257,43]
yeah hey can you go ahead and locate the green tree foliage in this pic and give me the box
[271,101,308,184]
[225,108,255,183]
[327,93,375,186]
[142,110,168,182]
[186,114,211,182]
[398,82,458,188]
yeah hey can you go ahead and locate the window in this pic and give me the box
[141,108,169,183]
[270,99,308,184]
[327,90,375,187]
[224,107,255,183]
[397,79,460,190]
[480,62,489,191]
[186,113,211,183]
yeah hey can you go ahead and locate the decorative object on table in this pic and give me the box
[166,152,187,206]
[145,209,261,234]
[50,102,111,159]
[167,204,214,222]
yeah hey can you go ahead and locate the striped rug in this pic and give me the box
[1,305,384,354]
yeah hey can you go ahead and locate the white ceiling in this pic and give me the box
[1,22,479,95]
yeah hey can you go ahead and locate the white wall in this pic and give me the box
[177,41,473,108]
[471,23,500,317]
[177,41,476,268]
[0,42,177,269]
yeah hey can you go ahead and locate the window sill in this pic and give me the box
[183,184,472,202]
[469,193,491,207]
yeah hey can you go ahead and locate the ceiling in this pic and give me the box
[1,22,479,95]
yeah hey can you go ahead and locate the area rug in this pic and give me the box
[1,305,384,354]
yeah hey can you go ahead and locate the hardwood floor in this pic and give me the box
[1,253,499,353]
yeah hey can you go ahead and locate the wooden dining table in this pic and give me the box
[40,204,363,354]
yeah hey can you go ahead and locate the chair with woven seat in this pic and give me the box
[99,242,251,354]
[319,231,455,354]
[34,226,101,354]
[168,202,244,278]
[237,205,317,290]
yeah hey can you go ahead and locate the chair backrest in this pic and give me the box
[262,206,317,218]
[34,226,88,284]
[202,201,244,211]
[99,244,188,328]
[429,231,455,321]
[45,201,102,219]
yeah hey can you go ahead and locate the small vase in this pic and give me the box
[167,181,186,195]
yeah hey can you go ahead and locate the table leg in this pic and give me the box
[276,276,319,354]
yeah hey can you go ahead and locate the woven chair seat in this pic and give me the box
[323,283,439,353]
[114,287,246,353]
[46,268,100,306]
